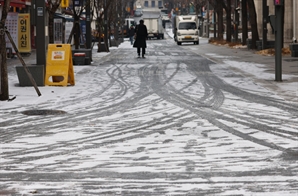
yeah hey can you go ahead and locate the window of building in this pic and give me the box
[152,1,156,7]
[144,1,148,7]
[158,1,163,8]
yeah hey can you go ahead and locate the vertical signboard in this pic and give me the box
[65,21,73,44]
[5,12,18,53]
[74,0,81,6]
[54,18,63,44]
[18,13,31,53]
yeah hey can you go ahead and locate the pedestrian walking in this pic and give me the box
[133,20,148,58]
[128,25,135,45]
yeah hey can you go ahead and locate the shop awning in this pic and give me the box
[0,0,26,8]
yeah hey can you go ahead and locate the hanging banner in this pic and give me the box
[18,13,31,53]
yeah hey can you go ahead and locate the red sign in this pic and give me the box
[274,0,284,6]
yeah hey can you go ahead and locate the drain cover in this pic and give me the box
[22,110,67,115]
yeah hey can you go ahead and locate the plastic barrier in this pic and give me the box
[45,44,75,86]
[73,53,86,65]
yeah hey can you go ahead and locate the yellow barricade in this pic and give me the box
[45,44,75,86]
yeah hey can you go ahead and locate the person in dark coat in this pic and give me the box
[133,19,148,58]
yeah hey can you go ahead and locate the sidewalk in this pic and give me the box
[195,38,298,103]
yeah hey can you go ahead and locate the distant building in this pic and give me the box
[134,0,164,9]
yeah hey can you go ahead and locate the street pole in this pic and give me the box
[274,1,283,82]
[86,0,91,49]
[36,0,46,66]
[104,0,109,51]
[207,0,209,38]
[293,0,296,42]
[262,0,268,50]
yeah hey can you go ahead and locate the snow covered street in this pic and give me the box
[0,33,298,195]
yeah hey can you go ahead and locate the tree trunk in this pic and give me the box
[108,22,111,47]
[225,0,232,42]
[74,18,80,49]
[48,11,54,44]
[97,17,103,52]
[217,1,224,40]
[0,0,10,101]
[247,0,259,49]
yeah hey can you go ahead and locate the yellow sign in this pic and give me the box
[18,13,31,53]
[45,44,75,86]
[60,0,69,7]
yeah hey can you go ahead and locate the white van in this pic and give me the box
[173,15,199,45]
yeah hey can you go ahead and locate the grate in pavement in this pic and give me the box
[284,59,298,62]
[22,110,67,115]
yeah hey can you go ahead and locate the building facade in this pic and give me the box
[254,0,297,45]
[134,0,164,9]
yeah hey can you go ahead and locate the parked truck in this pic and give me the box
[122,18,136,37]
[143,16,164,39]
[160,9,170,27]
[172,15,199,45]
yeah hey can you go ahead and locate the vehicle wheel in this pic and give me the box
[177,42,181,45]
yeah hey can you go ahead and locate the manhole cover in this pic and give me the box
[22,110,67,116]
